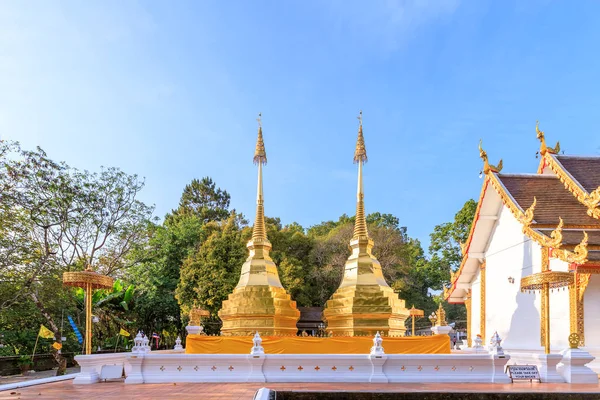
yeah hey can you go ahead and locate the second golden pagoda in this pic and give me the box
[323,112,410,337]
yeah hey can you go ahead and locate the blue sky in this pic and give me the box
[2,1,600,248]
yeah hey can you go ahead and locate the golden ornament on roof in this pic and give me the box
[478,139,503,174]
[536,121,560,156]
[566,231,589,264]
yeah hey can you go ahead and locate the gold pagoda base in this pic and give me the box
[218,285,300,336]
[324,284,409,337]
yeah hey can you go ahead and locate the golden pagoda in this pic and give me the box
[323,111,409,337]
[218,114,300,336]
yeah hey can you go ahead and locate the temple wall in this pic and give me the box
[584,275,600,372]
[548,257,570,350]
[483,206,541,350]
[585,275,600,348]
[474,205,572,352]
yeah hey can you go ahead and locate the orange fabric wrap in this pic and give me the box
[185,335,450,354]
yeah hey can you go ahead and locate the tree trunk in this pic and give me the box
[30,292,67,376]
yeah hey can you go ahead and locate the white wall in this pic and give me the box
[483,206,542,350]
[585,275,600,348]
[584,274,600,372]
[548,257,570,350]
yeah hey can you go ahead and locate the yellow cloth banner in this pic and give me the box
[52,342,62,350]
[119,328,130,337]
[38,325,54,339]
[186,335,450,355]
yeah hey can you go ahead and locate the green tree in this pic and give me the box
[0,141,152,374]
[175,213,247,333]
[168,177,231,224]
[428,199,478,327]
[131,177,234,337]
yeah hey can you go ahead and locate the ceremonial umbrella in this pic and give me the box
[63,265,113,355]
[408,306,424,336]
[520,270,573,354]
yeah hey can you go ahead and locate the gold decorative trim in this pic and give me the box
[540,247,549,347]
[465,290,472,347]
[573,266,600,274]
[570,279,577,345]
[553,232,589,264]
[543,153,600,219]
[480,262,486,340]
[488,173,587,264]
[532,224,600,230]
[577,273,591,346]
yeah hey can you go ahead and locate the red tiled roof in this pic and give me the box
[497,174,598,226]
[556,156,600,192]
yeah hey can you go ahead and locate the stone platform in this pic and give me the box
[1,381,600,400]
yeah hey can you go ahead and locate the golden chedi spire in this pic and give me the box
[353,111,369,240]
[252,113,267,243]
[218,114,300,336]
[323,111,409,337]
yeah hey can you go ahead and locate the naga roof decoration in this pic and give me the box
[536,122,600,219]
[479,140,503,174]
[536,121,560,156]
[446,133,600,303]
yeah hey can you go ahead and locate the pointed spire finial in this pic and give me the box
[253,113,267,165]
[251,113,267,242]
[354,110,367,164]
[352,111,369,240]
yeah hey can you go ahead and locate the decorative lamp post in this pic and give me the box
[408,306,424,336]
[63,265,113,355]
[520,270,573,354]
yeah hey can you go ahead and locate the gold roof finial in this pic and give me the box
[536,121,560,156]
[252,113,267,242]
[253,113,267,165]
[352,111,369,240]
[353,110,368,164]
[478,139,503,174]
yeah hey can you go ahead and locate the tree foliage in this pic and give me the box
[1,140,480,369]
[0,141,152,373]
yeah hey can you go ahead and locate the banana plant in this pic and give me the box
[74,279,135,348]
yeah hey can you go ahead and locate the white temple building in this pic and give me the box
[445,123,600,372]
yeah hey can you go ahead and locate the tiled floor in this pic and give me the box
[1,381,600,400]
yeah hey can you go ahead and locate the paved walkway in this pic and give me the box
[1,381,599,400]
[0,368,79,385]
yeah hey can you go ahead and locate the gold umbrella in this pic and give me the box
[63,265,113,355]
[408,306,424,336]
[520,270,573,354]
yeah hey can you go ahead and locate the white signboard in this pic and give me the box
[506,365,541,382]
